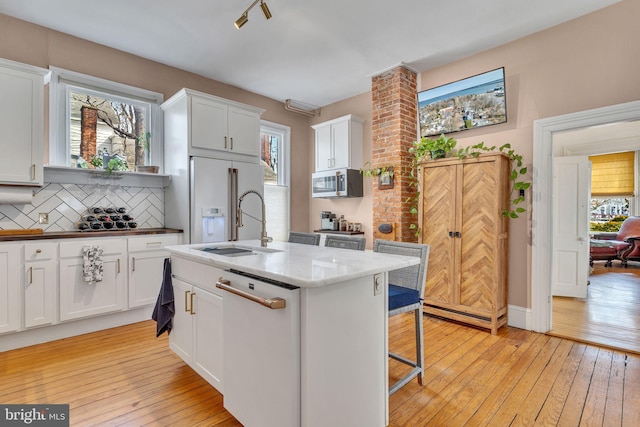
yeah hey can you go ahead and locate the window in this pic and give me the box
[589,151,636,230]
[49,67,163,171]
[261,121,290,241]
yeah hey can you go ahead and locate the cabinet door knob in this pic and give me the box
[35,249,42,254]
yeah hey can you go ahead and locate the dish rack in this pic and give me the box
[76,207,137,231]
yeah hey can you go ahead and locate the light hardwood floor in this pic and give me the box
[550,262,640,354]
[1,317,639,426]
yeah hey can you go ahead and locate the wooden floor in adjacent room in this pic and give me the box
[1,317,640,426]
[550,261,640,354]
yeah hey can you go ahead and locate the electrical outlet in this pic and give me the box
[38,213,49,224]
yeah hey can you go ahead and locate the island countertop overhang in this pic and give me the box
[165,240,420,288]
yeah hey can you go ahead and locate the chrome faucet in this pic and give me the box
[237,189,272,247]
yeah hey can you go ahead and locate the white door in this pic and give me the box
[552,156,591,298]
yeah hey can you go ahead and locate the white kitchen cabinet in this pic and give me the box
[127,234,181,308]
[59,238,126,321]
[312,114,363,172]
[0,243,21,334]
[170,256,224,392]
[23,242,57,328]
[163,88,264,159]
[0,58,48,186]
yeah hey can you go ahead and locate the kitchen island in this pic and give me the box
[165,240,420,427]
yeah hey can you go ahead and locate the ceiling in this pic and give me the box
[0,0,622,108]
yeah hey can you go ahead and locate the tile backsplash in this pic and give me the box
[0,182,164,231]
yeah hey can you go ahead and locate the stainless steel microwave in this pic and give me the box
[311,169,363,198]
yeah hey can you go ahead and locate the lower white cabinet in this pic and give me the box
[59,238,126,321]
[24,242,57,328]
[128,234,180,308]
[0,243,21,334]
[170,256,224,392]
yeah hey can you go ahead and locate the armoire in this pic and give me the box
[418,153,510,334]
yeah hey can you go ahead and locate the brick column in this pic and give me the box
[80,106,99,161]
[371,66,418,242]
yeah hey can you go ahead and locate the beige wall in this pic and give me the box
[0,12,313,233]
[313,0,640,308]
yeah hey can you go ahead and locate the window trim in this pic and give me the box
[261,120,290,187]
[48,66,164,171]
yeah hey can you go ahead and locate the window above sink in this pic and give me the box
[48,67,164,174]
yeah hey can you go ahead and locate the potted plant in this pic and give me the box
[411,134,457,161]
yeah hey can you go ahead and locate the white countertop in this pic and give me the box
[165,240,420,288]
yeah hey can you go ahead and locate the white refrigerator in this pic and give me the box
[165,156,264,244]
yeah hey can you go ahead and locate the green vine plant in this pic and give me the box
[359,162,394,179]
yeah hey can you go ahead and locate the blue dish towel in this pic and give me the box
[152,258,175,337]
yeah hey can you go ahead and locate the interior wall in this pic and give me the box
[315,0,640,309]
[0,13,312,234]
[308,92,373,241]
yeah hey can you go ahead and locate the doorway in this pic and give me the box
[531,100,640,337]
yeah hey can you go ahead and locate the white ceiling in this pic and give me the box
[0,0,622,107]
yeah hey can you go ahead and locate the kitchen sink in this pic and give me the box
[200,247,255,257]
[199,245,283,257]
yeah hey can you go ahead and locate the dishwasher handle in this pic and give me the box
[216,278,286,310]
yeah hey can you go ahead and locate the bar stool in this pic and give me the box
[374,239,430,395]
[324,235,366,250]
[288,231,321,245]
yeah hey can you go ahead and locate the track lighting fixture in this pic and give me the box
[234,0,272,29]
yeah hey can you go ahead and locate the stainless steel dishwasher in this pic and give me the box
[216,270,301,427]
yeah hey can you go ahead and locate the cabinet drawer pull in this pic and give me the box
[132,257,136,272]
[184,290,190,312]
[216,278,286,309]
[190,292,196,315]
[35,249,42,254]
[145,242,162,247]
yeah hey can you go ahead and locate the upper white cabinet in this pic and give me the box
[0,58,48,186]
[312,114,363,172]
[0,244,21,334]
[162,88,264,159]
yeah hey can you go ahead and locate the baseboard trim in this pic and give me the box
[507,304,531,330]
